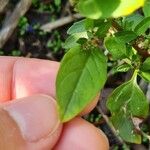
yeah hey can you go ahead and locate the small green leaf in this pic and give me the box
[111,111,141,143]
[104,36,126,59]
[123,13,144,31]
[134,17,150,35]
[77,38,87,45]
[143,0,150,17]
[126,45,135,59]
[93,19,106,27]
[85,18,94,30]
[113,63,132,73]
[63,32,88,49]
[141,57,150,71]
[139,71,150,82]
[63,35,80,49]
[57,46,107,122]
[95,21,111,38]
[67,19,86,35]
[115,31,137,43]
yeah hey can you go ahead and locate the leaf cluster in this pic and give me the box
[56,0,150,144]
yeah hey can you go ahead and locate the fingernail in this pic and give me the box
[3,94,60,142]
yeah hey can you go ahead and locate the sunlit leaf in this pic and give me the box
[105,36,126,59]
[57,46,107,122]
[77,0,145,19]
[143,0,150,17]
[112,0,145,18]
[67,19,86,35]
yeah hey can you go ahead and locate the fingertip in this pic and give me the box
[54,117,109,150]
[0,94,62,150]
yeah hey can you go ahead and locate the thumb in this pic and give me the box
[0,94,62,150]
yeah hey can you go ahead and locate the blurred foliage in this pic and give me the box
[5,0,65,57]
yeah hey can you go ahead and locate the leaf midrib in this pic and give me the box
[61,51,95,120]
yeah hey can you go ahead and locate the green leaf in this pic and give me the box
[112,0,145,18]
[77,0,145,19]
[122,13,144,31]
[63,35,80,49]
[54,0,61,6]
[63,32,88,49]
[126,45,135,59]
[93,19,106,27]
[77,38,87,45]
[95,21,111,38]
[107,73,149,143]
[57,46,107,122]
[85,18,94,30]
[115,31,137,43]
[134,17,150,35]
[77,0,120,19]
[67,19,86,35]
[139,71,150,82]
[143,0,150,17]
[104,36,126,59]
[107,79,148,118]
[113,63,132,73]
[111,111,141,143]
[141,57,150,71]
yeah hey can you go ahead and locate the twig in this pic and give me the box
[146,84,150,102]
[40,13,83,32]
[0,0,9,13]
[60,1,70,18]
[112,20,123,32]
[0,0,32,48]
[132,42,150,59]
[96,106,124,145]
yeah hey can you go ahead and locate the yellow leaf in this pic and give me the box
[112,0,146,17]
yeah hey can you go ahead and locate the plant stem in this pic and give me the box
[131,69,138,83]
[96,106,124,145]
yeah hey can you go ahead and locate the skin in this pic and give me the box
[0,56,109,150]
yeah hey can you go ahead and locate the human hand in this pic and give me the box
[0,57,109,150]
